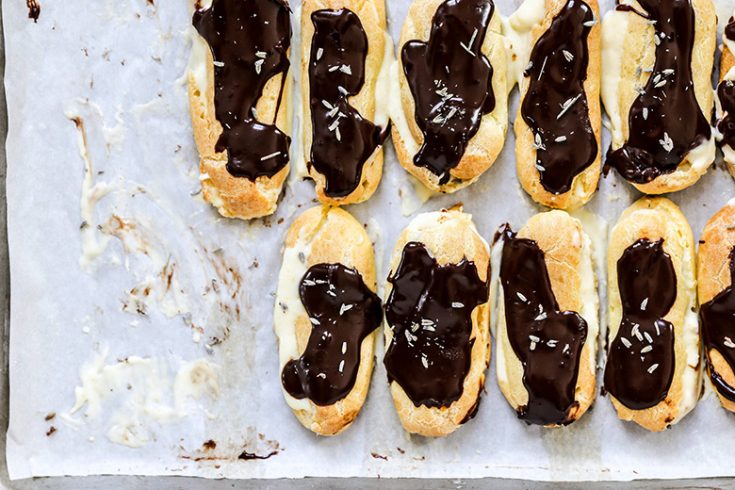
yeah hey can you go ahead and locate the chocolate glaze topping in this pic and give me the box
[308,9,383,198]
[193,0,291,180]
[700,247,735,401]
[726,16,735,42]
[604,238,676,410]
[282,263,382,406]
[383,242,488,408]
[605,0,711,184]
[718,18,735,150]
[499,226,587,425]
[717,81,735,149]
[520,0,597,195]
[401,0,496,183]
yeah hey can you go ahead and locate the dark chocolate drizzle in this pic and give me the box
[383,242,488,408]
[717,80,735,150]
[718,18,735,150]
[281,263,382,406]
[603,238,676,410]
[700,247,735,402]
[308,9,383,198]
[726,16,735,42]
[499,226,588,426]
[520,0,597,195]
[605,0,711,184]
[401,0,496,183]
[193,0,291,180]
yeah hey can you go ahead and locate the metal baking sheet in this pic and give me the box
[5,0,735,483]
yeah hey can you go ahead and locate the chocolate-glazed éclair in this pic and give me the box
[605,0,711,184]
[499,226,588,425]
[700,248,735,401]
[402,0,496,183]
[520,0,597,195]
[193,0,291,180]
[308,9,383,198]
[718,17,735,151]
[282,263,383,406]
[604,238,677,410]
[383,242,488,408]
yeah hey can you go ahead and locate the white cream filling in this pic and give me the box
[373,32,395,130]
[578,228,600,377]
[489,235,504,339]
[685,135,716,173]
[571,209,608,368]
[600,10,628,147]
[676,240,701,422]
[291,3,310,179]
[387,59,419,156]
[494,286,511,390]
[500,0,546,90]
[188,29,209,102]
[273,239,314,414]
[399,175,435,217]
[716,67,735,165]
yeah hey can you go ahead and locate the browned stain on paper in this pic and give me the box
[180,437,280,462]
[27,0,40,22]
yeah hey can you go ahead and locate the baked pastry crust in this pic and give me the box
[601,0,716,194]
[384,207,491,436]
[274,206,377,435]
[514,0,602,210]
[301,0,387,205]
[697,199,735,412]
[496,210,598,426]
[606,197,700,431]
[188,4,292,220]
[391,0,508,194]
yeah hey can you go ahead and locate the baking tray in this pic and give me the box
[1,0,735,488]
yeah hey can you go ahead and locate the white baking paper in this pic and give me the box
[5,0,735,482]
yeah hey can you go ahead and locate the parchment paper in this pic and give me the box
[6,0,735,481]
